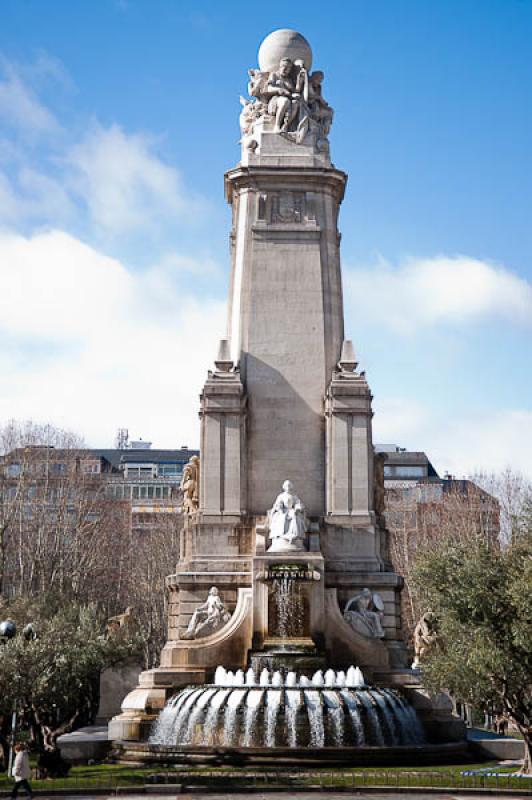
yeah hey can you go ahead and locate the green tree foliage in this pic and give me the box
[0,596,140,765]
[412,530,532,774]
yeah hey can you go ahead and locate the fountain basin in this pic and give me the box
[148,667,426,752]
[115,740,469,767]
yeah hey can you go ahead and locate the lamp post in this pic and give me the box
[0,620,17,776]
[0,620,36,775]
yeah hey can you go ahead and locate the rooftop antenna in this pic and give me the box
[116,428,129,450]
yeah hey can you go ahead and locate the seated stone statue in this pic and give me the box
[344,588,385,639]
[267,480,308,552]
[181,587,230,640]
[265,57,303,133]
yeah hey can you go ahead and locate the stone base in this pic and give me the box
[108,712,156,743]
[57,726,111,764]
[402,684,467,744]
[108,665,208,743]
[249,638,327,675]
[467,729,525,761]
[115,740,469,767]
[95,664,142,724]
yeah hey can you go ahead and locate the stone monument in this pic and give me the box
[109,29,464,748]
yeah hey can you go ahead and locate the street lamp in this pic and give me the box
[0,619,37,775]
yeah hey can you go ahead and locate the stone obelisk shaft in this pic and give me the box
[225,137,347,516]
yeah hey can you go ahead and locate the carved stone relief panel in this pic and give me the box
[256,191,318,225]
[271,191,304,223]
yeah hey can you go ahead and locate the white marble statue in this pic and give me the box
[181,587,230,640]
[344,588,385,639]
[267,480,308,552]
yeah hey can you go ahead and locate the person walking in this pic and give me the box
[10,743,32,799]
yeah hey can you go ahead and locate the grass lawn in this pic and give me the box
[1,759,531,793]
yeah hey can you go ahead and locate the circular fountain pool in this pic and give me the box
[149,666,425,750]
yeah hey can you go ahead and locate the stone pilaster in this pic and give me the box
[199,347,247,517]
[325,344,374,522]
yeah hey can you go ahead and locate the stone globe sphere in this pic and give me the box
[0,619,17,639]
[258,29,313,73]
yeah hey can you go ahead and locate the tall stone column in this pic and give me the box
[225,150,346,517]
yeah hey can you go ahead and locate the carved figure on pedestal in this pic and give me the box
[374,451,387,523]
[307,70,333,136]
[181,587,231,640]
[344,588,385,639]
[267,480,308,552]
[106,606,134,636]
[180,454,200,514]
[412,611,438,669]
[239,96,266,138]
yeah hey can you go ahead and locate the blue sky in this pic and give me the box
[0,0,531,476]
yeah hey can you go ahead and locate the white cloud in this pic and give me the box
[0,58,60,136]
[66,124,200,236]
[345,255,532,333]
[373,396,532,478]
[0,171,19,224]
[0,230,225,446]
[0,167,75,227]
[0,57,203,242]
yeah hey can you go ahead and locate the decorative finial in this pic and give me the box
[338,339,357,372]
[214,339,233,373]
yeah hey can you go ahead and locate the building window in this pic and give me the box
[158,463,181,477]
[384,465,426,479]
[82,461,101,474]
[6,463,22,478]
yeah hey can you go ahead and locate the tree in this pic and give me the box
[0,596,139,770]
[1,420,131,616]
[474,468,532,544]
[127,511,181,667]
[386,478,500,641]
[412,528,532,774]
[1,418,183,671]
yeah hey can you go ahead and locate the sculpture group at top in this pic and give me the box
[240,29,334,153]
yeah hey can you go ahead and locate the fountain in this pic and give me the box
[149,667,425,750]
[109,28,467,764]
